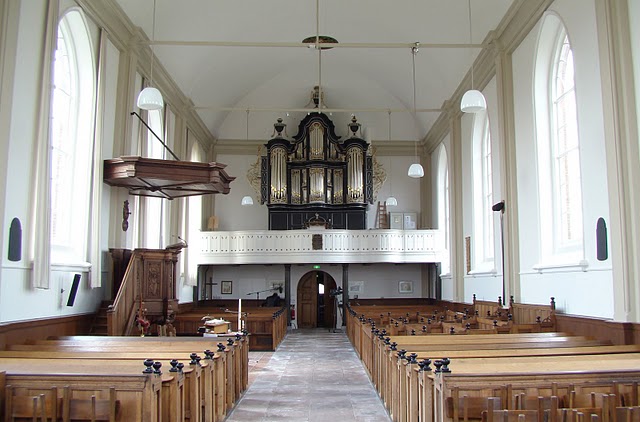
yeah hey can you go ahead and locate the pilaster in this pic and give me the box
[596,0,640,322]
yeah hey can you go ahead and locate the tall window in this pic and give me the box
[535,15,583,262]
[50,10,95,264]
[144,109,166,248]
[472,113,494,269]
[437,145,450,274]
[551,34,582,251]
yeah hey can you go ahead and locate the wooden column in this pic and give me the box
[342,263,349,327]
[285,264,291,326]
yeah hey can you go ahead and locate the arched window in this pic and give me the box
[50,10,95,265]
[143,109,166,248]
[535,15,583,263]
[436,145,450,274]
[471,112,495,270]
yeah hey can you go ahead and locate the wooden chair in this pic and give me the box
[4,385,60,422]
[61,386,119,422]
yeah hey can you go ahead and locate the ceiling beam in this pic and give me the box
[145,40,486,49]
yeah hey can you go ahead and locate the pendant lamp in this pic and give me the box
[241,110,254,206]
[137,0,164,111]
[408,43,424,178]
[460,0,486,113]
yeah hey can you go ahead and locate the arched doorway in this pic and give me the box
[296,271,337,329]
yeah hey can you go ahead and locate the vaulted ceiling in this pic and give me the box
[115,0,516,145]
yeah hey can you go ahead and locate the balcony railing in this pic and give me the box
[199,229,445,265]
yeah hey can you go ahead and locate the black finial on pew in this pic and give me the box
[411,329,416,336]
[398,349,407,360]
[388,312,391,316]
[416,311,420,317]
[406,313,410,318]
[203,350,213,360]
[227,338,234,346]
[217,343,226,352]
[440,315,445,321]
[498,296,503,306]
[473,293,476,302]
[189,353,199,365]
[550,297,556,310]
[450,326,455,335]
[497,310,502,318]
[153,361,162,375]
[475,310,479,316]
[143,359,154,374]
[242,329,248,336]
[536,316,542,323]
[427,318,431,325]
[395,321,399,327]
[235,333,242,341]
[487,311,491,317]
[384,337,391,345]
[493,320,498,327]
[418,359,432,372]
[510,295,515,306]
[390,342,397,351]
[433,360,443,373]
[169,359,179,372]
[177,362,184,372]
[466,323,471,330]
[440,358,451,373]
[463,314,467,320]
[420,317,425,323]
[464,308,468,315]
[422,325,427,332]
[508,314,513,321]
[408,353,418,364]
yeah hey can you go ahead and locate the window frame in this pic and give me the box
[49,9,96,267]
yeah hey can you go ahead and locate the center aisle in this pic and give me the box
[225,328,392,422]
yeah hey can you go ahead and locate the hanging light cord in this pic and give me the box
[412,43,419,160]
[316,0,322,109]
[150,0,157,84]
[468,0,474,90]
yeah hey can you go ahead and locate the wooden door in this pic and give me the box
[297,272,318,328]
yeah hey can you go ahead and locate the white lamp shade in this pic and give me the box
[137,87,164,110]
[386,196,398,206]
[407,163,424,178]
[460,89,487,113]
[241,195,254,206]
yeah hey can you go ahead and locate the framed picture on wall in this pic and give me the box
[398,281,413,294]
[221,280,232,294]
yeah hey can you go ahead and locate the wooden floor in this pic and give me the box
[225,328,391,422]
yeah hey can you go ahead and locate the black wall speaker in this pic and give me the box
[67,274,81,307]
[8,217,22,262]
[596,217,608,261]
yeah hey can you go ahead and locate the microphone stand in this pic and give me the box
[246,287,281,301]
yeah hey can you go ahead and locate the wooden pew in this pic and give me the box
[174,305,288,351]
[371,333,640,422]
[4,334,250,421]
[2,372,163,422]
[5,336,250,422]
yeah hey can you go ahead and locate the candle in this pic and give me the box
[238,298,242,332]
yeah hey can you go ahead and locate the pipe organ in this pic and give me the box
[260,113,373,230]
